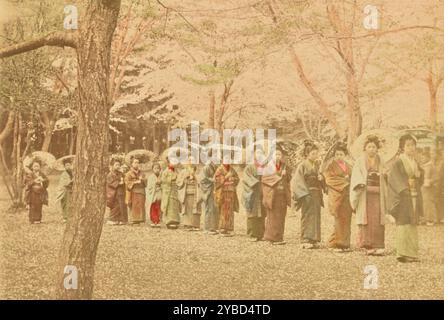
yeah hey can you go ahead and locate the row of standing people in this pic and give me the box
[23,134,442,263]
[293,134,443,263]
[119,133,436,264]
[105,156,242,235]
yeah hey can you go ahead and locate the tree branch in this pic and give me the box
[0,32,77,58]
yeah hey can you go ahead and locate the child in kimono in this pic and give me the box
[146,162,162,228]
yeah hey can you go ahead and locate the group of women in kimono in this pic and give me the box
[106,156,206,231]
[293,134,437,263]
[23,132,439,263]
[105,148,292,243]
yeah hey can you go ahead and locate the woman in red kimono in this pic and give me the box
[214,161,239,236]
[124,157,147,224]
[323,143,353,252]
[24,160,49,224]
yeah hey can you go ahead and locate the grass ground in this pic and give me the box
[1,175,443,299]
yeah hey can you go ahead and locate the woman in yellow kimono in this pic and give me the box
[214,162,239,236]
[323,143,353,252]
[387,134,423,263]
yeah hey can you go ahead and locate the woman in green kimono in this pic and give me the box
[387,134,423,263]
[292,141,325,249]
[214,161,239,236]
[178,159,201,231]
[161,162,181,229]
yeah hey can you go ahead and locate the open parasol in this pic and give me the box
[53,155,76,171]
[23,151,56,174]
[350,128,399,162]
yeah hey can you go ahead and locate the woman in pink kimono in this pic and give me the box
[323,143,353,252]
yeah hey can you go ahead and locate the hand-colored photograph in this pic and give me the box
[0,0,443,301]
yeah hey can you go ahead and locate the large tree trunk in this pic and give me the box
[0,111,16,203]
[55,0,121,300]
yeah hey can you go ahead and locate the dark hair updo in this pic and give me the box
[334,142,348,155]
[398,134,416,152]
[110,158,121,166]
[302,140,318,158]
[130,156,139,164]
[63,157,73,165]
[363,135,381,150]
[29,158,42,169]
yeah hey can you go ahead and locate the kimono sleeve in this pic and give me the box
[386,159,408,219]
[291,163,310,201]
[106,172,119,189]
[241,165,260,213]
[230,167,240,187]
[125,171,136,191]
[41,173,49,189]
